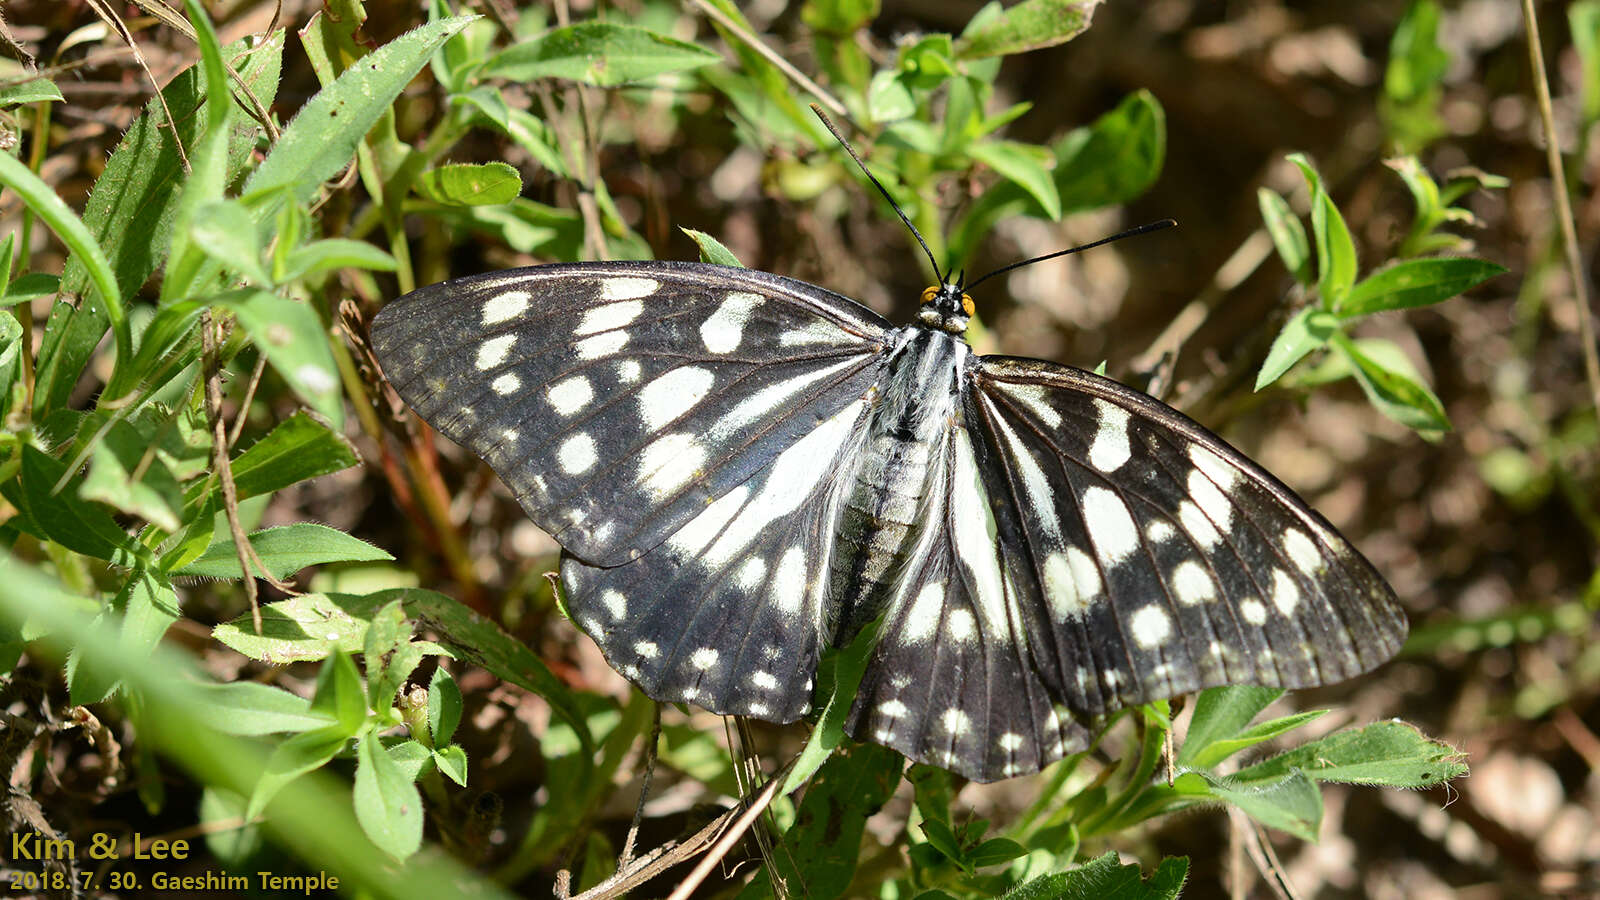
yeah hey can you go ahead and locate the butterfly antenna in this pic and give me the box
[965,218,1178,293]
[811,104,944,285]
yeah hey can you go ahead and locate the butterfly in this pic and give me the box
[369,245,1408,782]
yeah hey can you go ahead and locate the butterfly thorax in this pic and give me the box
[826,327,970,645]
[916,282,974,334]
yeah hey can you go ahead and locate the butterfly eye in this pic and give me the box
[961,294,974,317]
[920,286,939,305]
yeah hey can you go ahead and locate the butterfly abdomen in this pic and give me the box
[826,328,970,644]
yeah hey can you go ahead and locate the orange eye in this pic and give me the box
[921,286,939,305]
[961,294,975,317]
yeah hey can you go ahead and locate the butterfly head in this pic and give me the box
[918,282,974,335]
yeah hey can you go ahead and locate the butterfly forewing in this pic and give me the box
[969,357,1407,711]
[370,261,891,566]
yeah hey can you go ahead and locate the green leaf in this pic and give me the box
[0,76,63,106]
[175,524,392,580]
[1255,307,1339,390]
[744,745,903,899]
[681,228,744,267]
[1572,2,1600,125]
[1257,187,1310,285]
[212,591,445,664]
[969,837,1028,868]
[220,292,343,429]
[970,140,1061,221]
[244,17,474,209]
[896,33,957,88]
[190,682,338,735]
[1204,769,1323,841]
[355,734,425,860]
[217,411,360,504]
[802,0,880,34]
[433,745,468,786]
[922,817,966,867]
[4,445,141,563]
[1236,720,1469,788]
[365,600,424,712]
[310,649,369,734]
[404,588,593,755]
[1337,257,1506,318]
[484,23,720,86]
[1384,1,1448,105]
[428,667,463,746]
[1288,154,1357,308]
[246,724,350,820]
[190,200,270,285]
[782,618,879,795]
[867,70,916,122]
[0,273,61,306]
[278,238,397,283]
[414,162,522,206]
[1178,686,1283,767]
[1332,334,1450,435]
[1000,851,1188,900]
[954,0,1100,59]
[80,422,184,532]
[387,739,434,781]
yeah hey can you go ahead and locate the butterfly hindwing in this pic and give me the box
[561,392,877,721]
[968,356,1408,713]
[370,261,891,566]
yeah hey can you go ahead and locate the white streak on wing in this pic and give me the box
[636,432,707,500]
[638,366,716,430]
[951,432,1009,631]
[988,407,1062,543]
[475,334,517,371]
[667,485,750,556]
[1189,444,1241,489]
[779,321,845,346]
[1082,486,1140,567]
[995,382,1062,427]
[1188,469,1235,534]
[481,290,530,325]
[700,399,866,568]
[546,375,594,416]
[704,356,862,443]
[1179,501,1222,549]
[576,299,644,336]
[700,291,761,353]
[575,330,628,359]
[598,277,659,301]
[1089,399,1133,472]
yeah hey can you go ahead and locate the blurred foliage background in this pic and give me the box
[0,0,1594,897]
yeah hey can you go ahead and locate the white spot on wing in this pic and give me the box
[1271,568,1301,616]
[751,671,778,690]
[546,375,594,416]
[557,433,597,474]
[1283,528,1323,576]
[576,299,644,336]
[617,359,642,383]
[700,291,761,353]
[1130,605,1173,648]
[598,277,658,301]
[600,590,625,620]
[1043,551,1086,620]
[634,640,659,658]
[1146,520,1175,543]
[772,546,806,615]
[942,707,971,736]
[879,699,908,718]
[1179,500,1222,549]
[482,290,530,325]
[998,733,1025,751]
[1189,444,1241,489]
[1082,486,1139,567]
[737,557,767,590]
[690,648,719,670]
[1240,598,1267,625]
[1088,399,1132,472]
[638,366,715,430]
[1188,468,1235,535]
[903,582,945,643]
[475,333,517,371]
[946,609,976,643]
[1067,547,1102,605]
[575,331,628,359]
[1172,560,1217,605]
[491,372,522,395]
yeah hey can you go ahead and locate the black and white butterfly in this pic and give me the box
[370,247,1407,782]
